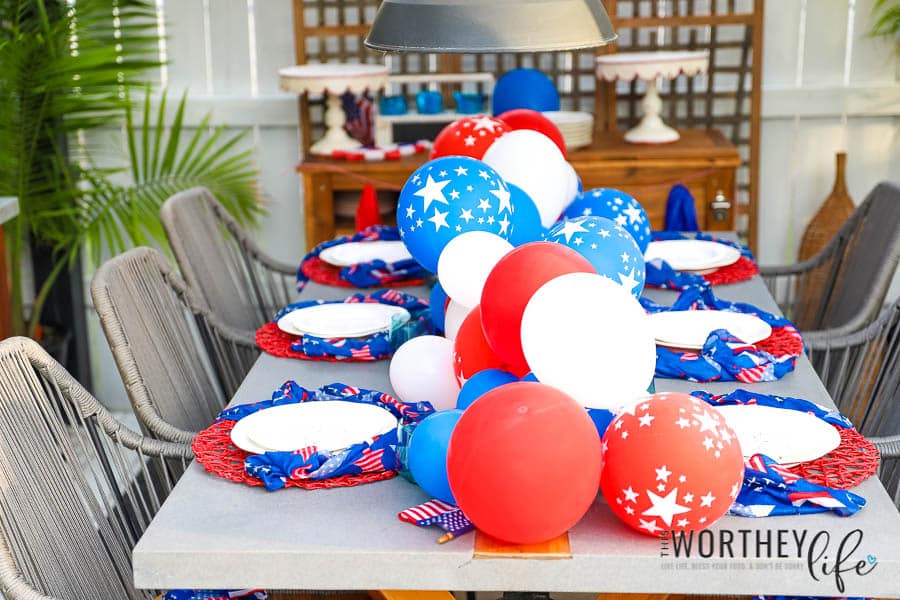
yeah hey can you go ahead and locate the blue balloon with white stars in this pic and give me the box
[397,156,515,272]
[546,215,645,298]
[507,184,544,246]
[562,188,652,254]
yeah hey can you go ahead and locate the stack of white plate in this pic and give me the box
[542,111,594,150]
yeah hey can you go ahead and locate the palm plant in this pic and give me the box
[871,0,900,41]
[0,0,261,338]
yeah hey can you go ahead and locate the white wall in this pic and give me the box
[87,0,900,410]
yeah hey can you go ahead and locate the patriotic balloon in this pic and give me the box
[563,188,652,254]
[600,392,744,537]
[506,184,544,246]
[443,300,472,341]
[447,382,603,544]
[456,369,518,410]
[546,216,645,298]
[480,242,595,375]
[482,129,569,228]
[496,108,567,157]
[452,306,519,386]
[389,336,459,410]
[431,116,511,160]
[520,272,656,409]
[408,409,463,504]
[437,231,514,310]
[429,282,449,334]
[397,156,514,272]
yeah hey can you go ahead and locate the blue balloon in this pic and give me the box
[492,68,561,115]
[397,156,514,272]
[546,215,646,298]
[563,188,652,254]
[408,410,463,503]
[507,184,544,246]
[520,372,539,382]
[429,283,448,334]
[456,369,518,410]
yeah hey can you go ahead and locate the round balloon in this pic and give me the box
[389,336,459,410]
[437,231,514,310]
[480,242,595,374]
[482,130,569,228]
[456,369,518,410]
[600,393,744,536]
[546,215,645,298]
[496,108,567,157]
[443,300,472,341]
[453,306,516,386]
[562,163,580,207]
[431,116,511,160]
[447,382,602,544]
[397,156,514,272]
[520,272,656,409]
[429,282,449,334]
[408,409,463,504]
[563,188,652,254]
[506,184,544,246]
[492,68,561,115]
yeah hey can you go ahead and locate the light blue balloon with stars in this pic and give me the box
[397,156,514,272]
[562,188,652,254]
[546,215,645,298]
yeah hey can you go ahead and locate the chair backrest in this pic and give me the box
[807,181,900,332]
[807,298,900,438]
[160,187,296,332]
[0,337,191,600]
[91,247,257,444]
[870,436,900,509]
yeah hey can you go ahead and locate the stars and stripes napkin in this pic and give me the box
[163,590,266,600]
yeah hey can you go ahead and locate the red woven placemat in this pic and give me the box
[192,420,397,490]
[300,257,427,289]
[255,321,383,362]
[755,324,804,357]
[703,256,759,286]
[785,426,880,490]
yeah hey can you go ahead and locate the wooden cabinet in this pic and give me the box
[297,129,741,251]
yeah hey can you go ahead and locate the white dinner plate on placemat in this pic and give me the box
[713,404,841,464]
[644,240,741,272]
[276,303,410,338]
[648,310,772,350]
[230,400,398,454]
[319,241,413,267]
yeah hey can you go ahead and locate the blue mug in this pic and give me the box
[454,91,485,114]
[416,90,443,114]
[379,95,408,116]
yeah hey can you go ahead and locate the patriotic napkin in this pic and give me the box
[163,590,266,600]
[273,289,431,361]
[642,286,803,383]
[398,499,475,543]
[217,381,435,491]
[645,231,755,290]
[296,225,429,292]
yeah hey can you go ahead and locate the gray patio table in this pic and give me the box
[133,272,900,597]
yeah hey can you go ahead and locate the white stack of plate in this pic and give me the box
[542,111,594,150]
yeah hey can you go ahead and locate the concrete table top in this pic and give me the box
[133,273,900,597]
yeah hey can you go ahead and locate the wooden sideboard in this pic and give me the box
[297,129,741,251]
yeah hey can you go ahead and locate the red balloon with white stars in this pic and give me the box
[600,392,744,537]
[431,116,511,160]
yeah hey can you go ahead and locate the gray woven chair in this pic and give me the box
[92,247,258,444]
[761,181,900,337]
[161,187,297,333]
[870,435,900,509]
[0,336,192,600]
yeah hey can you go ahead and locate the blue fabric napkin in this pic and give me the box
[163,590,266,600]
[665,184,700,232]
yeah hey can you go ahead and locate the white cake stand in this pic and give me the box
[279,63,390,155]
[596,51,709,144]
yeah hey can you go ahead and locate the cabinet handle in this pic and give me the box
[711,191,731,222]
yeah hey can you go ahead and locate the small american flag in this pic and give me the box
[398,500,475,543]
[341,91,374,146]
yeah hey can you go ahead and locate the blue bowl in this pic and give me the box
[454,91,485,114]
[380,95,408,116]
[416,90,444,114]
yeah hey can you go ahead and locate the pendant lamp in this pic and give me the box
[364,0,617,53]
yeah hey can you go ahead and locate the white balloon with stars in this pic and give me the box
[546,215,645,298]
[397,156,516,273]
[563,188,652,254]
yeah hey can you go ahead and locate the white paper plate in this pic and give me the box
[713,404,841,464]
[230,400,399,454]
[318,241,413,267]
[644,240,741,272]
[276,303,410,338]
[649,310,772,349]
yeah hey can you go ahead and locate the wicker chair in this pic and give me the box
[870,435,900,509]
[91,247,258,444]
[0,336,192,600]
[761,181,900,337]
[161,187,297,333]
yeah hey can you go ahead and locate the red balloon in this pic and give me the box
[447,382,602,544]
[600,393,744,537]
[453,306,525,385]
[480,242,595,374]
[431,116,511,160]
[496,109,567,158]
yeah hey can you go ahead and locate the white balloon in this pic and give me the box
[389,336,460,410]
[520,272,656,409]
[482,129,569,229]
[437,231,514,309]
[562,162,580,207]
[443,300,473,341]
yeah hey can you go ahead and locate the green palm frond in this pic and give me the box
[871,0,900,38]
